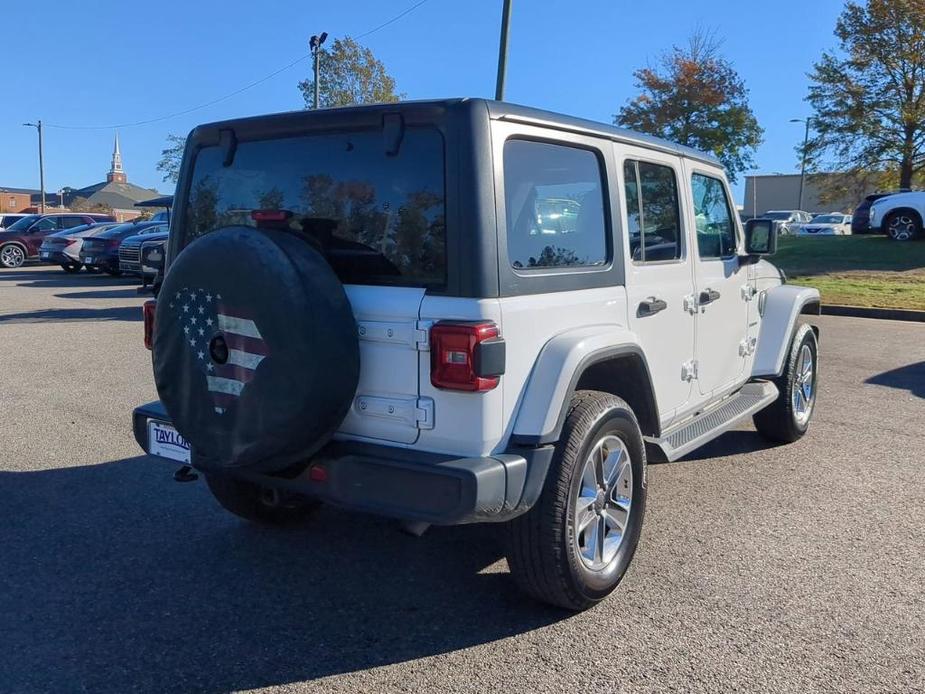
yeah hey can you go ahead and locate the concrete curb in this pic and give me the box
[821,304,925,322]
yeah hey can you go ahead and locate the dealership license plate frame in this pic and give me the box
[148,419,192,464]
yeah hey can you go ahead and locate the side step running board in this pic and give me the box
[645,381,779,462]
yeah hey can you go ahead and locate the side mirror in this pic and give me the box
[744,218,777,256]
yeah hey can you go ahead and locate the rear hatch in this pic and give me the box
[174,119,447,445]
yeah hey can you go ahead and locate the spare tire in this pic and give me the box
[153,226,359,474]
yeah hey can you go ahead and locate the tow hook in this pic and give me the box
[174,465,199,483]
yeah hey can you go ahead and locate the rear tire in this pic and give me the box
[884,211,922,241]
[504,391,647,611]
[753,323,818,443]
[204,473,321,525]
[61,262,81,273]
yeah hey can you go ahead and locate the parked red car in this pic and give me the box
[0,213,115,268]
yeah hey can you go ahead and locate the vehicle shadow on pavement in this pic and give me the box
[0,457,566,693]
[865,361,925,399]
[55,288,146,300]
[0,306,142,323]
[0,269,138,290]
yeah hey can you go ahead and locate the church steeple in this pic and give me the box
[107,132,126,183]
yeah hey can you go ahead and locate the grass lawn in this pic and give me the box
[773,236,925,310]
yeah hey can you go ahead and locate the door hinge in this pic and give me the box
[682,294,698,314]
[414,320,433,351]
[681,360,698,382]
[738,337,757,357]
[415,397,434,429]
[741,284,758,301]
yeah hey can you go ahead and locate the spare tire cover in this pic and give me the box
[153,226,359,473]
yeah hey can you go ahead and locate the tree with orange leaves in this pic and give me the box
[616,31,762,182]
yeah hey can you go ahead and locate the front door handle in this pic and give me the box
[699,288,721,305]
[638,297,668,317]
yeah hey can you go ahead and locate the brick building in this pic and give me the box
[0,187,40,213]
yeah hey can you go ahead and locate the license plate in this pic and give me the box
[84,257,93,263]
[41,251,49,258]
[148,420,191,463]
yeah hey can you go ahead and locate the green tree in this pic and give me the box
[615,32,763,182]
[298,37,402,109]
[157,134,186,184]
[805,0,925,189]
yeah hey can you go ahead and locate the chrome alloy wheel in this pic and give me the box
[573,434,633,571]
[888,214,917,241]
[792,344,815,426]
[1,245,25,268]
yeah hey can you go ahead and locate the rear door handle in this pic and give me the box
[699,289,721,305]
[638,297,668,317]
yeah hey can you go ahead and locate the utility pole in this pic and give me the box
[790,117,811,211]
[23,120,45,213]
[495,0,512,101]
[309,32,328,110]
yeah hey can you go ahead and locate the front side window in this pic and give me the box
[32,217,58,232]
[183,127,446,288]
[623,160,682,262]
[691,173,736,259]
[503,139,608,270]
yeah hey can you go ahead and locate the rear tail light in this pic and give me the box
[430,321,505,392]
[107,238,121,249]
[143,300,156,350]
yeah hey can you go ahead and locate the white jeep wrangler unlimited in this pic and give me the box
[134,100,820,611]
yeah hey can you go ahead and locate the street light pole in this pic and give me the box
[790,117,811,211]
[23,120,45,213]
[495,0,513,101]
[309,32,328,110]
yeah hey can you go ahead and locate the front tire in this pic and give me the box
[204,473,321,525]
[505,391,647,611]
[753,323,818,443]
[0,244,26,268]
[61,262,82,273]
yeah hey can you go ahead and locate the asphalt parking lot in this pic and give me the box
[1,265,923,694]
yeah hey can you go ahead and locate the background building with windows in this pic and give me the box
[742,173,868,217]
[0,187,40,213]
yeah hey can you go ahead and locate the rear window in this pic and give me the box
[181,127,446,288]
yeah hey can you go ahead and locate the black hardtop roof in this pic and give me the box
[191,98,721,168]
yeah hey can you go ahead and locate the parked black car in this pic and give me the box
[38,222,122,272]
[852,190,914,234]
[79,221,166,275]
[119,228,169,277]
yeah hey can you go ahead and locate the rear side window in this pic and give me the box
[182,127,446,288]
[623,160,682,263]
[691,173,736,259]
[61,216,86,229]
[503,139,608,270]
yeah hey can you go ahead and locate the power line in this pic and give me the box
[46,54,312,130]
[45,0,433,131]
[353,0,431,39]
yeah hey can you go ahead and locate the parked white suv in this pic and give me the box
[133,100,821,610]
[868,191,925,241]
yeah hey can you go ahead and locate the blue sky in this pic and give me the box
[1,0,844,203]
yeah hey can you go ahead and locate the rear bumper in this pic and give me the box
[82,254,118,271]
[133,401,553,525]
[40,250,73,264]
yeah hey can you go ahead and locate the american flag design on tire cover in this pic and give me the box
[170,287,269,414]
